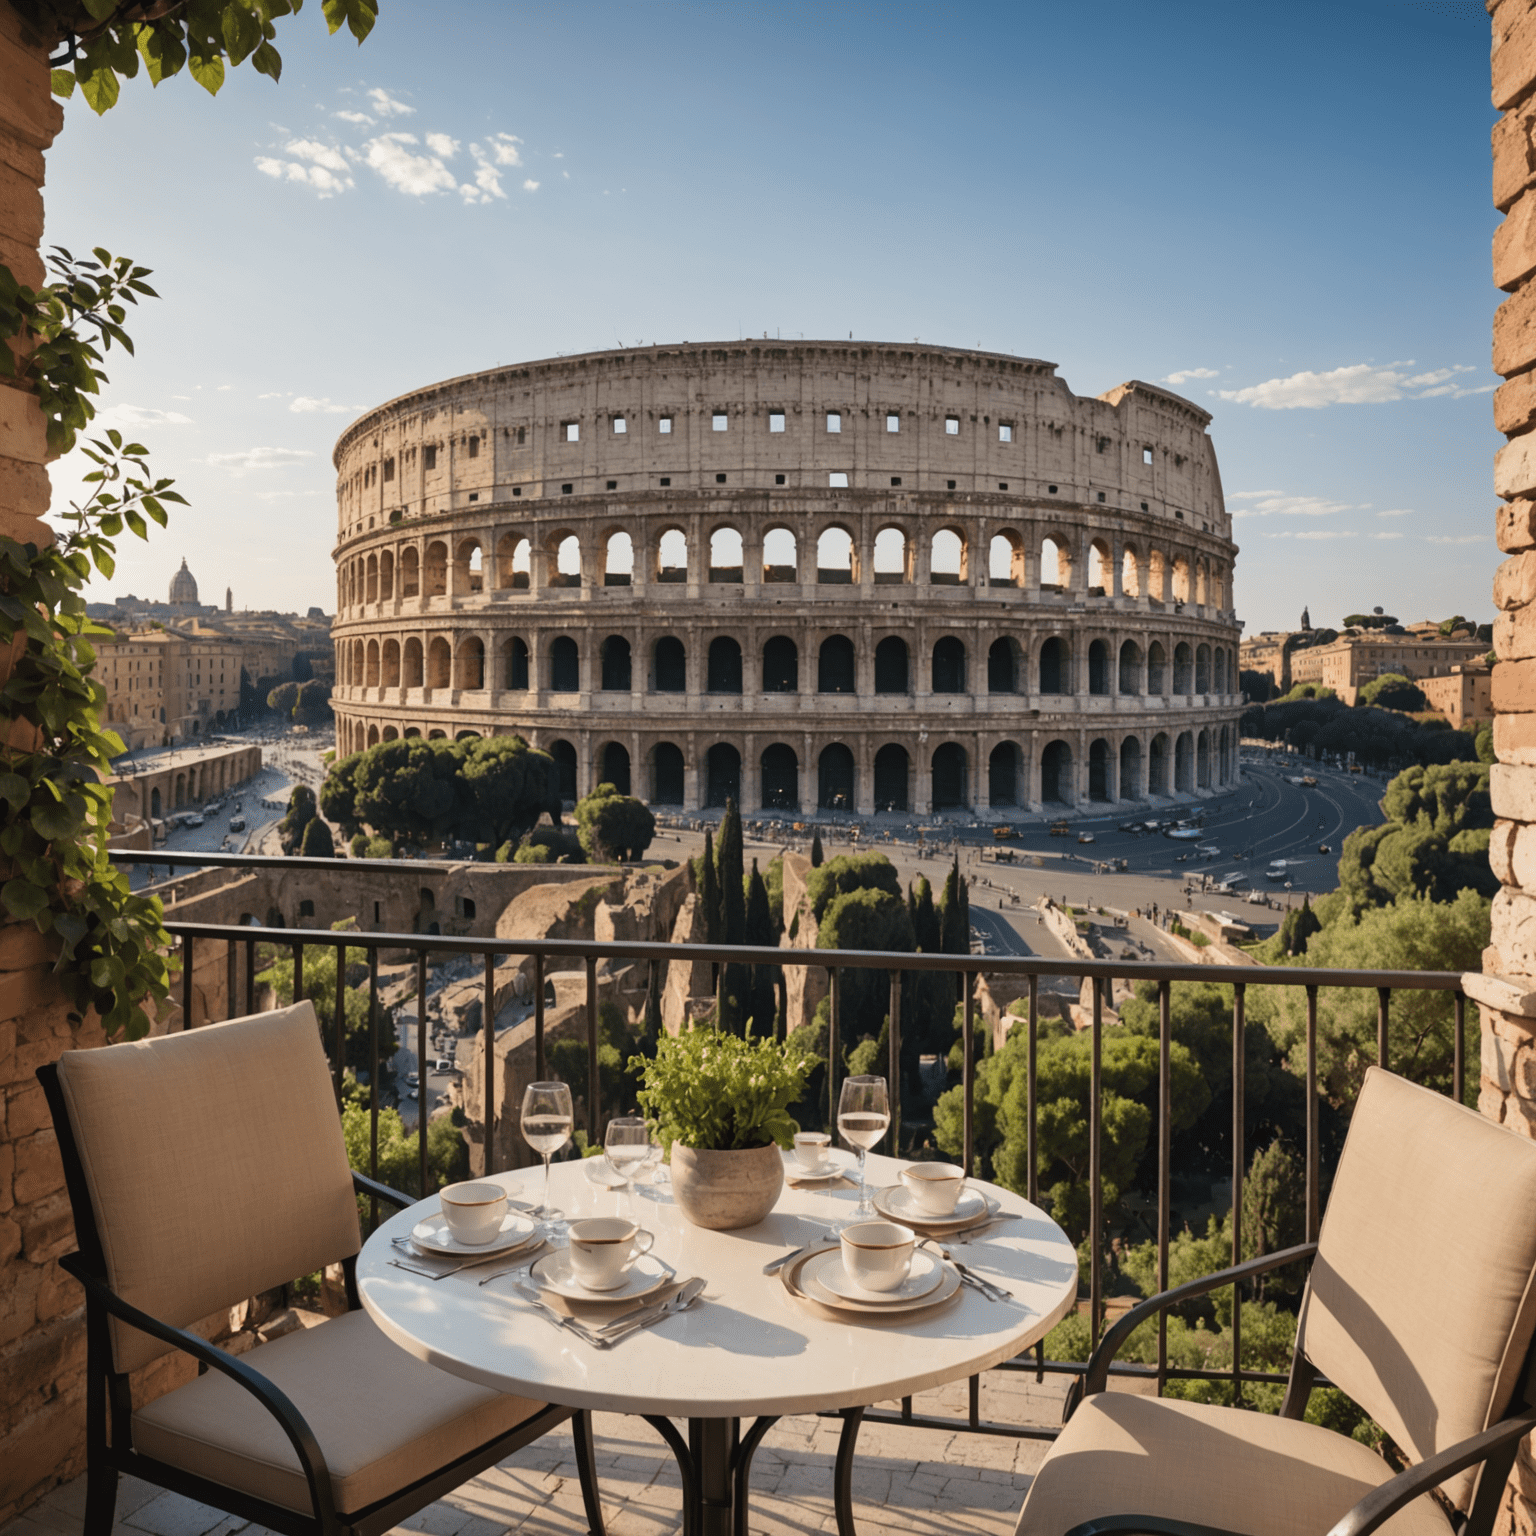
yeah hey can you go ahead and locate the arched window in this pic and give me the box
[932,636,966,693]
[651,743,685,804]
[1173,642,1193,693]
[874,636,909,694]
[1040,537,1070,590]
[601,635,632,691]
[1214,648,1227,693]
[427,636,452,688]
[706,743,741,807]
[817,743,855,811]
[365,639,380,686]
[931,743,968,809]
[762,526,797,583]
[1148,548,1167,601]
[1120,546,1141,598]
[379,549,395,599]
[761,743,799,810]
[504,638,529,689]
[382,639,400,687]
[988,743,1019,807]
[1175,731,1194,792]
[873,744,909,811]
[1148,641,1167,694]
[604,532,634,586]
[987,639,1016,694]
[930,528,964,585]
[1149,732,1170,795]
[658,528,688,582]
[818,635,856,694]
[817,527,854,585]
[1120,737,1143,800]
[456,637,484,690]
[873,526,908,584]
[1197,729,1211,788]
[456,540,483,592]
[653,636,686,692]
[1195,644,1211,694]
[1172,556,1191,603]
[600,741,631,796]
[403,637,424,687]
[709,527,744,583]
[707,636,743,693]
[552,535,582,587]
[400,546,420,598]
[424,542,447,596]
[1041,740,1073,804]
[1118,640,1142,695]
[550,636,580,692]
[1088,639,1110,695]
[497,535,530,590]
[365,553,378,603]
[1039,636,1069,694]
[989,532,1023,587]
[762,635,798,693]
[550,740,578,804]
[1087,539,1111,595]
[1088,738,1111,801]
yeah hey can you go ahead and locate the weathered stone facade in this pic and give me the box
[330,345,1244,816]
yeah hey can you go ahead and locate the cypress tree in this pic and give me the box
[744,859,779,1036]
[810,830,824,867]
[642,961,663,1056]
[699,829,721,944]
[909,875,941,954]
[939,857,969,1001]
[716,797,746,943]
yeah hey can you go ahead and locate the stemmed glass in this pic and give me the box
[603,1116,650,1211]
[520,1081,573,1236]
[836,1075,891,1226]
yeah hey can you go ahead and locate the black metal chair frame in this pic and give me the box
[1055,1241,1536,1536]
[38,1062,608,1536]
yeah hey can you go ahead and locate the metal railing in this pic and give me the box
[114,848,1468,1440]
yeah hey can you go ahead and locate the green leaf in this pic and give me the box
[2,879,50,922]
[187,48,227,95]
[51,69,78,99]
[251,39,282,79]
[0,773,31,809]
[78,64,122,117]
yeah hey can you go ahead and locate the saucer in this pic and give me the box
[785,1159,842,1181]
[530,1249,673,1301]
[411,1210,537,1257]
[873,1184,989,1229]
[810,1247,944,1304]
[584,1159,636,1188]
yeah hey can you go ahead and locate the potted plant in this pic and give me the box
[632,1027,815,1230]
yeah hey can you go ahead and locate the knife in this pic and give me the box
[763,1240,824,1276]
[509,1282,608,1347]
[597,1276,706,1336]
[600,1277,708,1342]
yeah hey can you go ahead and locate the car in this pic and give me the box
[434,1057,452,1073]
[181,814,204,828]
[1318,843,1332,854]
[228,816,246,832]
[406,1071,419,1085]
[991,826,1015,841]
[407,1089,418,1100]
[1077,831,1095,844]
[1049,821,1072,837]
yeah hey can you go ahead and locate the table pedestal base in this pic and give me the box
[641,1408,865,1536]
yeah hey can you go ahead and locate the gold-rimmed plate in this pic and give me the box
[779,1242,962,1317]
[872,1184,992,1232]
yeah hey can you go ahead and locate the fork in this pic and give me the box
[389,1236,513,1280]
[921,1240,1011,1303]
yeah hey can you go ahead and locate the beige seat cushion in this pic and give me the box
[1015,1392,1452,1536]
[133,1310,552,1516]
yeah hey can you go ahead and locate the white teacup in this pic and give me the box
[438,1181,509,1246]
[793,1131,832,1168]
[567,1217,655,1291]
[840,1220,916,1294]
[899,1161,968,1217]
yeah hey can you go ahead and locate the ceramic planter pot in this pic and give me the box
[670,1141,783,1230]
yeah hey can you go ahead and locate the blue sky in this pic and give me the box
[44,0,1497,632]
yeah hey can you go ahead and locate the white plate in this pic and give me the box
[783,1244,964,1317]
[530,1249,674,1302]
[785,1159,842,1181]
[411,1210,537,1257]
[873,1183,989,1228]
[810,1247,944,1304]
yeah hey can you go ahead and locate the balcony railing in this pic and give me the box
[112,848,1468,1443]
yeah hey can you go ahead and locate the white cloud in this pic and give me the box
[258,391,285,400]
[1371,532,1404,540]
[254,137,355,196]
[334,109,373,124]
[1294,530,1357,541]
[93,404,193,429]
[481,133,523,166]
[1217,361,1486,409]
[362,132,458,196]
[1227,490,1358,518]
[205,446,316,476]
[368,87,414,117]
[289,396,354,414]
[425,132,460,158]
[1377,508,1413,518]
[1163,367,1219,385]
[523,179,540,192]
[1425,534,1488,545]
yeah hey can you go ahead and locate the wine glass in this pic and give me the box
[520,1081,573,1235]
[604,1116,650,1210]
[837,1075,891,1225]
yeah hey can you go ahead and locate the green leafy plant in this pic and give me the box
[632,1028,815,1152]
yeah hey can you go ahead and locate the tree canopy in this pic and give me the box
[806,852,903,924]
[1356,672,1427,712]
[1240,693,1479,769]
[574,782,656,862]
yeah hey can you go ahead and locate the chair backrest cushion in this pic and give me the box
[56,1002,361,1374]
[1298,1066,1536,1510]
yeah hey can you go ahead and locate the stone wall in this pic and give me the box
[1483,5,1536,1528]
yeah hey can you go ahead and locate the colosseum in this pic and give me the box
[330,342,1242,818]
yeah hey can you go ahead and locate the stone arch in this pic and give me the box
[657,527,688,582]
[368,724,381,748]
[365,639,380,686]
[653,636,686,692]
[1120,736,1143,799]
[1197,729,1211,789]
[1088,738,1112,801]
[1041,739,1073,805]
[873,744,909,811]
[550,635,580,692]
[988,637,1018,693]
[497,534,530,589]
[932,742,969,810]
[989,529,1026,587]
[930,527,966,586]
[818,743,855,810]
[873,525,909,584]
[651,742,685,804]
[1196,643,1212,694]
[1148,640,1167,694]
[1148,548,1167,602]
[1149,732,1170,795]
[427,636,452,689]
[707,635,743,693]
[379,548,394,599]
[424,541,447,597]
[761,743,799,810]
[709,526,744,582]
[601,635,632,691]
[1118,639,1142,694]
[1087,538,1112,595]
[382,725,398,742]
[817,525,856,585]
[1040,535,1072,589]
[1172,555,1191,604]
[762,635,798,693]
[504,636,529,689]
[1214,647,1228,694]
[762,525,798,583]
[1175,731,1194,793]
[400,546,420,597]
[1039,635,1071,695]
[382,638,400,687]
[1120,545,1141,598]
[818,634,856,694]
[599,741,631,795]
[550,739,578,804]
[932,635,967,694]
[150,787,161,818]
[365,553,379,603]
[551,533,582,588]
[1195,559,1209,606]
[706,742,741,807]
[456,637,484,690]
[456,538,484,592]
[874,636,909,694]
[988,742,1020,807]
[1088,639,1111,696]
[604,531,634,586]
[403,637,424,687]
[1219,725,1232,783]
[1173,642,1193,694]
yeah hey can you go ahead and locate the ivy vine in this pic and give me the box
[1,247,186,1039]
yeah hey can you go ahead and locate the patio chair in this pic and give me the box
[1014,1067,1536,1536]
[38,1001,607,1536]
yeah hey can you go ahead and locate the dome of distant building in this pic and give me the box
[169,558,199,606]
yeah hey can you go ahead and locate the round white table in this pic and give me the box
[358,1150,1078,1536]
